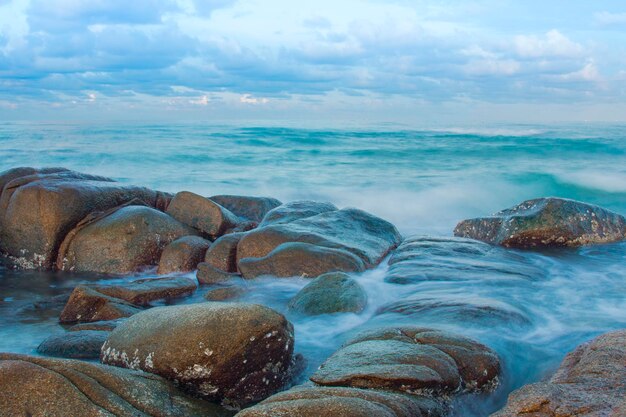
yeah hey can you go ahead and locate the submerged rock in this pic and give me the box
[204,285,247,301]
[492,329,626,416]
[93,276,197,306]
[259,200,338,227]
[37,330,109,359]
[236,386,445,417]
[0,167,164,269]
[58,205,198,274]
[68,319,125,332]
[101,302,295,408]
[210,195,282,223]
[454,197,626,248]
[310,326,500,396]
[0,353,230,417]
[157,236,211,274]
[288,272,367,315]
[59,285,142,324]
[238,242,366,279]
[167,191,241,239]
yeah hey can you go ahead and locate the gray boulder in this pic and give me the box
[37,330,109,359]
[455,197,626,248]
[259,200,338,227]
[288,272,367,315]
[210,195,282,223]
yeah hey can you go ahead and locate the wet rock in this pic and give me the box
[259,200,338,227]
[455,197,626,248]
[310,326,501,396]
[236,386,445,417]
[491,329,626,417]
[205,232,245,273]
[210,195,282,223]
[238,242,366,279]
[157,236,211,274]
[37,330,109,359]
[58,205,198,274]
[0,353,230,417]
[59,285,142,324]
[167,191,241,239]
[238,208,401,273]
[101,302,295,408]
[94,276,197,306]
[197,262,242,284]
[204,285,247,301]
[68,319,125,332]
[0,168,164,269]
[385,236,540,285]
[288,272,367,315]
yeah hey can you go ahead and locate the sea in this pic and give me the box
[1,121,625,416]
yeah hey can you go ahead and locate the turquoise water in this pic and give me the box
[1,122,626,415]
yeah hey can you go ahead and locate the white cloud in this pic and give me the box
[464,59,521,76]
[556,60,601,82]
[240,94,268,104]
[189,94,209,105]
[514,30,584,58]
[594,11,626,27]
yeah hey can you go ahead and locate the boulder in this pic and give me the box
[68,319,125,332]
[205,232,245,273]
[454,197,626,248]
[197,262,242,285]
[57,205,198,274]
[37,330,109,359]
[310,326,500,395]
[204,286,247,301]
[0,167,165,269]
[491,329,626,416]
[93,276,197,306]
[236,386,445,417]
[238,242,366,279]
[167,191,241,239]
[288,272,367,315]
[0,353,230,417]
[210,195,282,223]
[259,200,338,227]
[237,208,401,274]
[157,236,211,274]
[101,302,295,408]
[59,285,142,324]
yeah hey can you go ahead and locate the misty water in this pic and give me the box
[1,122,626,416]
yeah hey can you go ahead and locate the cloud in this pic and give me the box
[594,11,626,27]
[240,94,268,104]
[555,60,601,82]
[514,30,584,58]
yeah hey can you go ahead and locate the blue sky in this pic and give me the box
[1,0,625,123]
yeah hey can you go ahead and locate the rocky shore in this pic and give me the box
[1,167,625,416]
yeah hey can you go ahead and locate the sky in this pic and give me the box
[1,0,626,124]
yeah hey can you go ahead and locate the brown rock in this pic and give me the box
[167,191,241,239]
[210,195,282,223]
[491,330,626,416]
[205,232,245,272]
[59,285,142,324]
[235,386,445,417]
[0,168,163,269]
[0,353,230,417]
[101,303,295,408]
[157,236,211,274]
[204,286,247,301]
[94,276,197,306]
[197,262,242,285]
[58,205,198,274]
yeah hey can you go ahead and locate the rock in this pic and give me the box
[491,330,626,417]
[94,276,197,306]
[101,302,295,408]
[37,330,109,359]
[58,205,198,274]
[197,262,242,285]
[385,236,540,285]
[157,236,211,274]
[59,285,142,324]
[238,242,366,279]
[236,386,445,417]
[68,319,125,332]
[204,286,247,301]
[167,191,241,239]
[210,195,282,223]
[205,232,246,273]
[259,200,338,227]
[310,326,500,396]
[288,272,367,315]
[454,197,626,248]
[0,353,230,417]
[0,167,165,269]
[237,208,401,274]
